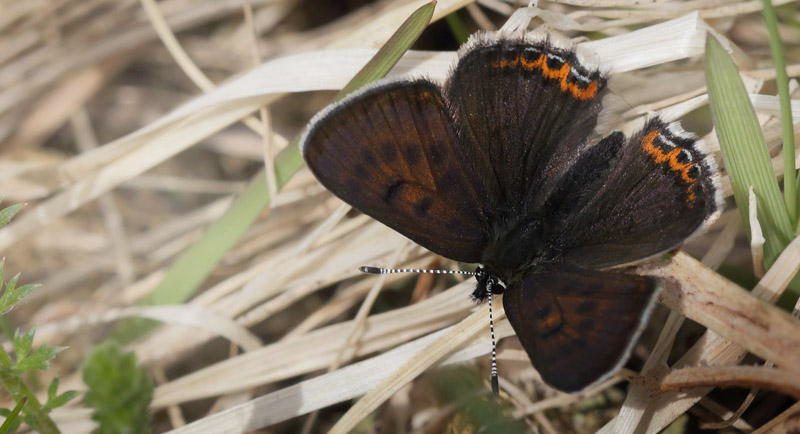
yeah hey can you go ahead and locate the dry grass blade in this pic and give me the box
[151,279,474,407]
[654,365,800,399]
[162,320,515,433]
[655,252,800,376]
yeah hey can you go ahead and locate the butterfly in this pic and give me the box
[299,32,721,393]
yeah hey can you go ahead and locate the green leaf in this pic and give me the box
[0,347,10,368]
[44,375,79,411]
[0,204,24,229]
[113,1,437,343]
[16,344,64,372]
[0,364,23,376]
[12,328,34,364]
[47,375,60,402]
[47,374,59,401]
[46,390,79,411]
[760,0,798,227]
[0,283,36,315]
[4,274,17,297]
[82,341,153,434]
[704,36,794,265]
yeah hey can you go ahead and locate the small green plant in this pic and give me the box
[0,200,78,433]
[82,341,153,434]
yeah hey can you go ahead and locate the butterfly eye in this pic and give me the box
[490,277,507,295]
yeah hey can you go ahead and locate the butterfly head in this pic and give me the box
[471,265,507,303]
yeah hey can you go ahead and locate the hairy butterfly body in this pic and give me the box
[300,32,721,393]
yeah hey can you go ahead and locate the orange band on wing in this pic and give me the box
[492,53,599,101]
[642,129,700,205]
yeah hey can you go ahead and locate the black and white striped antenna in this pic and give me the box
[360,265,501,396]
[359,266,477,277]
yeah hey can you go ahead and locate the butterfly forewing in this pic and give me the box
[301,79,490,262]
[502,265,658,392]
[446,35,608,213]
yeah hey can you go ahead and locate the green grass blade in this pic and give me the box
[338,1,436,99]
[705,35,794,267]
[114,1,436,342]
[445,11,470,44]
[0,397,25,434]
[761,0,798,228]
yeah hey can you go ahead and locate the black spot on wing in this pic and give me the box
[578,318,595,333]
[403,145,421,167]
[414,197,433,217]
[354,164,370,181]
[556,343,574,357]
[536,302,552,317]
[576,300,597,315]
[380,142,398,163]
[428,141,446,167]
[361,148,378,167]
[545,54,565,70]
[384,180,404,203]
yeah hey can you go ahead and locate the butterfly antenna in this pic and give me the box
[488,293,499,396]
[360,265,499,394]
[359,266,477,276]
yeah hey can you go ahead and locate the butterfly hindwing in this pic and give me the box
[502,265,659,392]
[446,35,608,213]
[300,79,489,262]
[551,118,721,269]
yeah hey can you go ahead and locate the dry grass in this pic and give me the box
[1,0,800,433]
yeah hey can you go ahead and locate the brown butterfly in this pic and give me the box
[300,33,721,393]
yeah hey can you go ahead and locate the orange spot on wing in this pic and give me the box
[570,80,598,100]
[680,171,697,184]
[541,58,569,81]
[520,54,545,70]
[493,55,520,68]
[642,130,666,162]
[540,313,561,330]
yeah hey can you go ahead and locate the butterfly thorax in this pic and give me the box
[481,207,562,280]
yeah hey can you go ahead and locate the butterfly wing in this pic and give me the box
[446,34,608,212]
[543,117,721,269]
[502,265,658,392]
[300,79,490,262]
